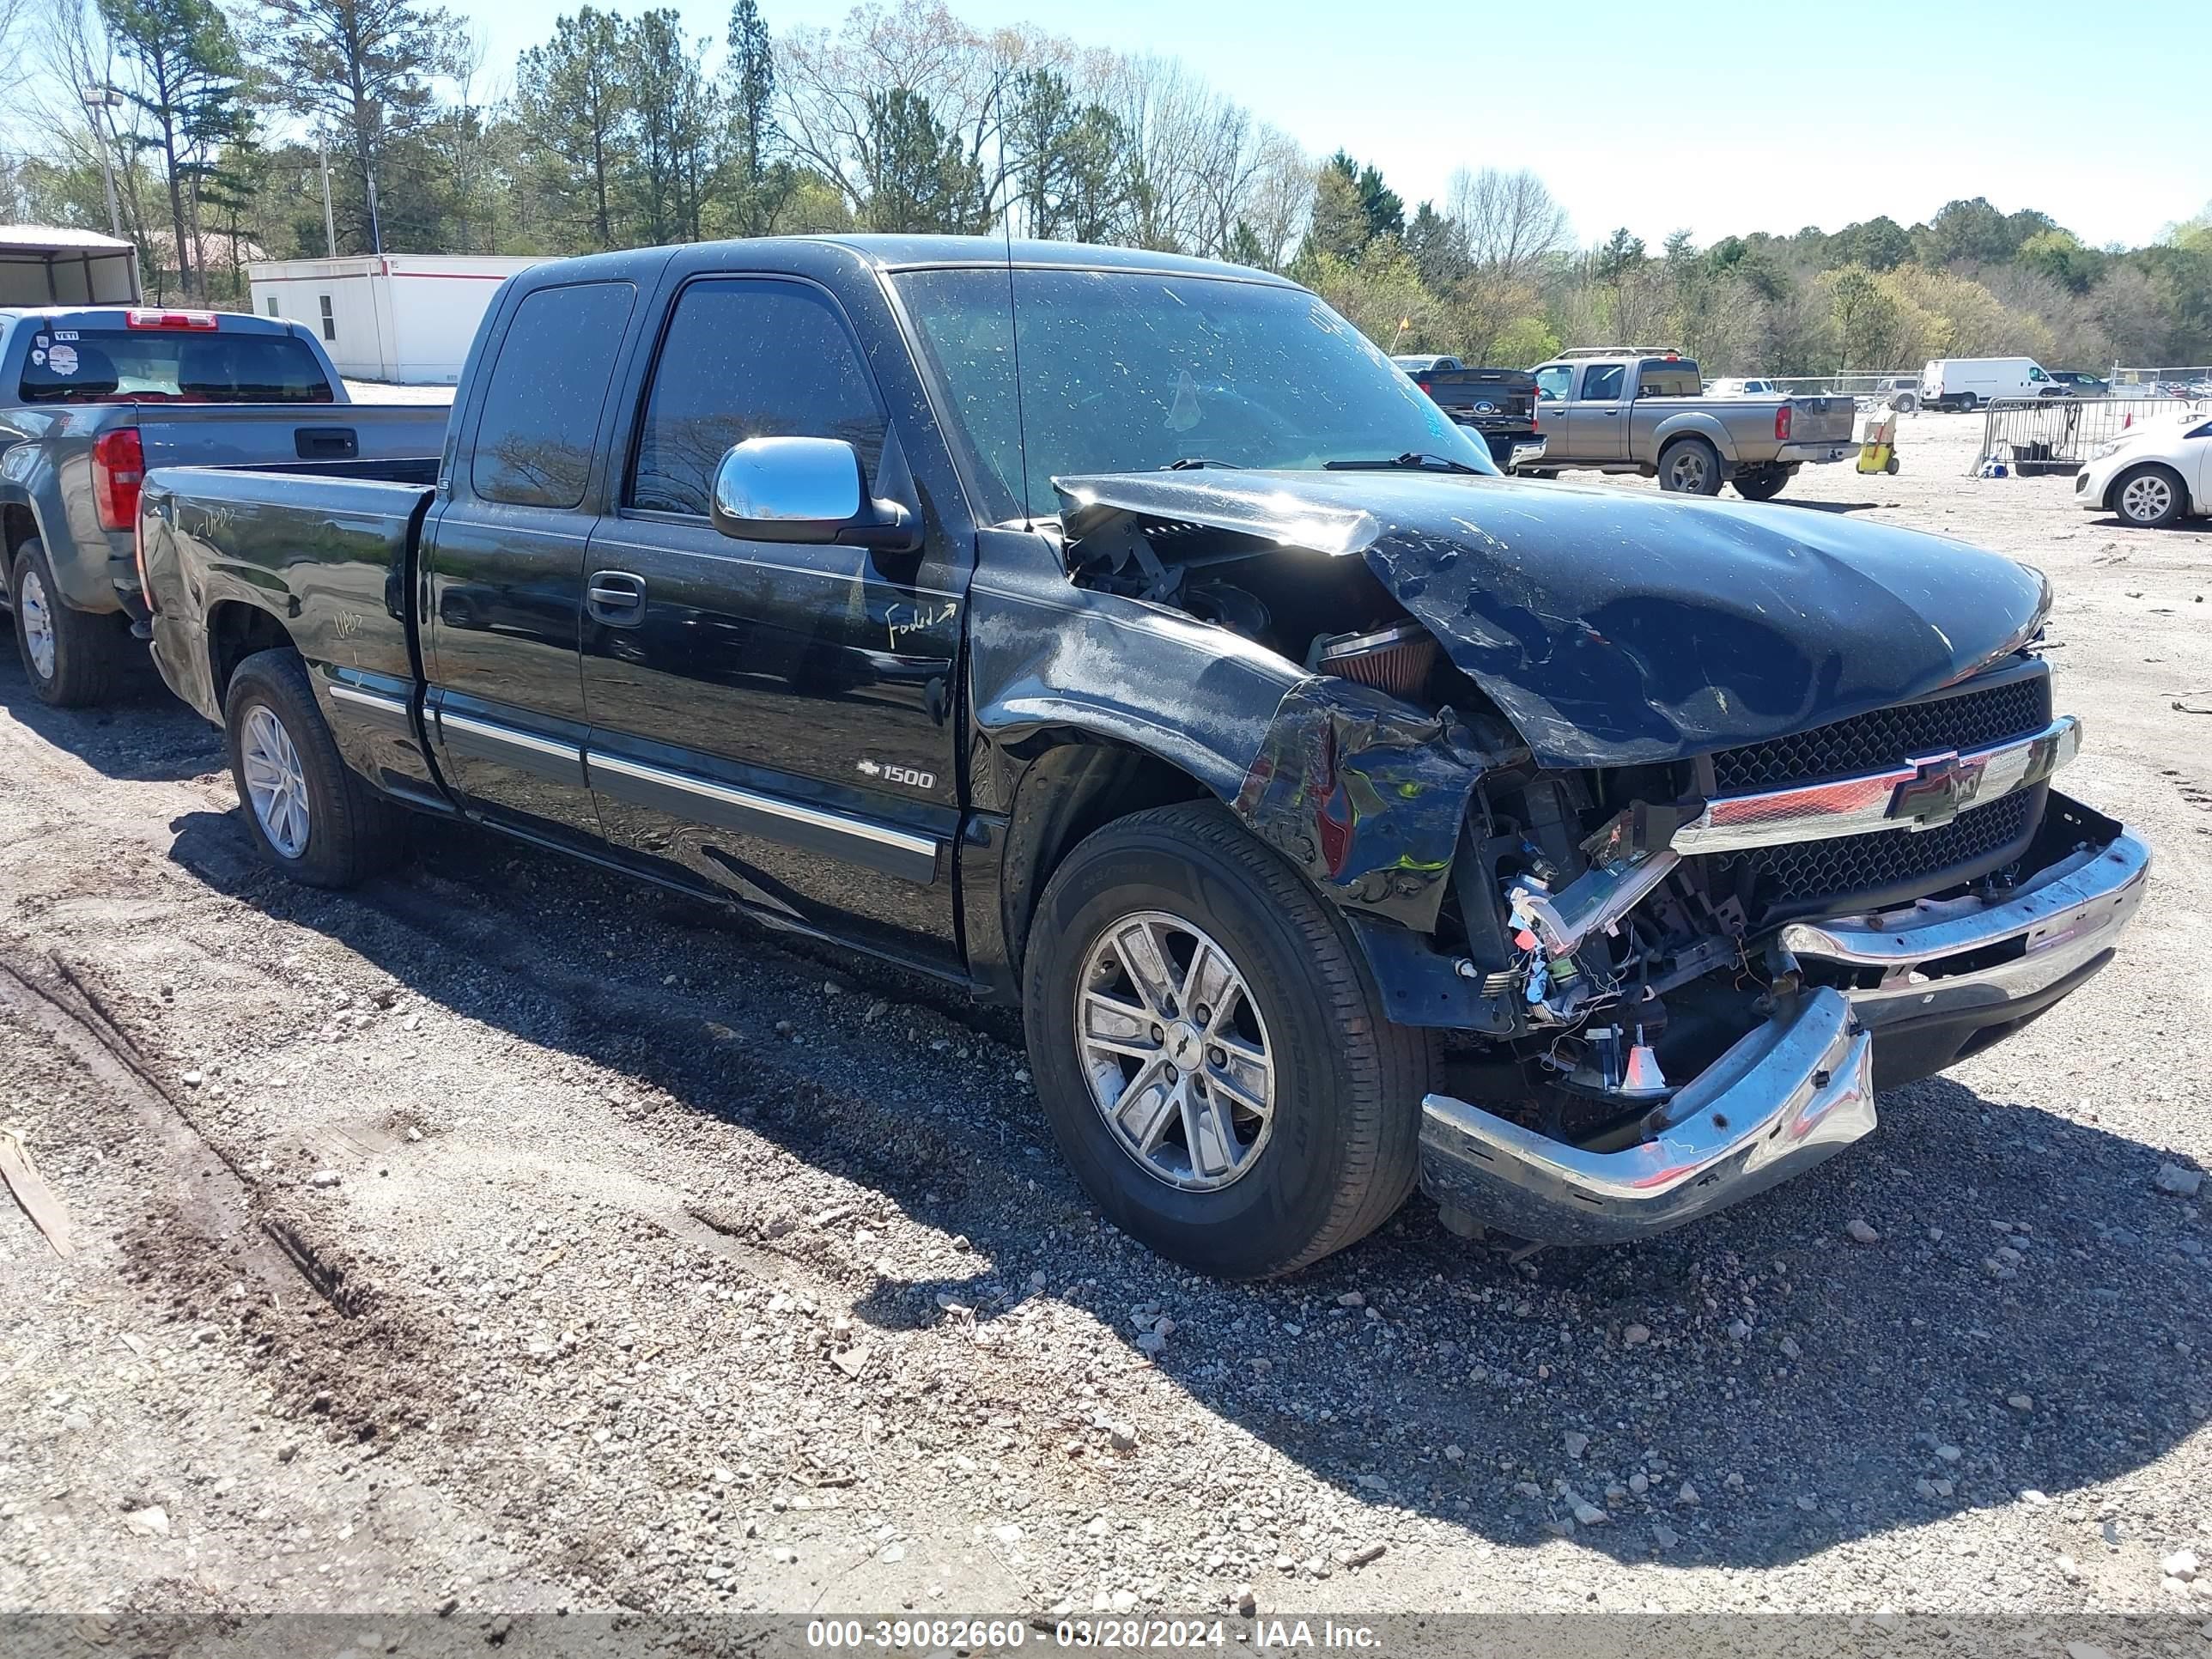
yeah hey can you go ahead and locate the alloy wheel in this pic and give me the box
[18,568,54,682]
[1667,448,1711,492]
[2119,473,2174,525]
[1074,909,1276,1192]
[240,703,312,859]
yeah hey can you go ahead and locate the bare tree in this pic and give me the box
[32,0,161,273]
[1237,133,1311,269]
[778,0,1042,226]
[1448,166,1570,283]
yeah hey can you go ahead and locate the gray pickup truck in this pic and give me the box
[1527,349,1857,501]
[0,306,450,706]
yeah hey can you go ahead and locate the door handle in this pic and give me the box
[586,569,647,627]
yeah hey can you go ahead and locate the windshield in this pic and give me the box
[16,325,334,404]
[894,268,1497,522]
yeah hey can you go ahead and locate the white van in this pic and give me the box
[1922,358,2057,411]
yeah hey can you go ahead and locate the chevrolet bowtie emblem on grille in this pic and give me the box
[1890,750,1989,830]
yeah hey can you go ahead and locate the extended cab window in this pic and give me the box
[470,282,636,509]
[629,278,886,517]
[16,326,333,404]
[1580,363,1626,400]
[1638,362,1700,397]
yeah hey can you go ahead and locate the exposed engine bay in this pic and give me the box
[1057,476,2144,1216]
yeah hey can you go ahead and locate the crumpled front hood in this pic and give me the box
[1055,470,2051,769]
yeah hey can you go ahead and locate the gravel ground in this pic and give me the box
[2,410,2208,1622]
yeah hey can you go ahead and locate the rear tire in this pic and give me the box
[1958,392,1979,412]
[10,540,127,708]
[1732,465,1789,501]
[222,647,406,888]
[1658,437,1723,495]
[2111,463,2186,529]
[1022,800,1432,1279]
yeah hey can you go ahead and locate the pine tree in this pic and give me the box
[102,0,250,297]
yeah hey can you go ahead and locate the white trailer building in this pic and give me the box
[246,254,542,386]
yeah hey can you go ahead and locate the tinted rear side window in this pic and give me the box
[629,278,886,517]
[471,283,636,508]
[1581,363,1626,400]
[1638,362,1701,397]
[16,326,334,404]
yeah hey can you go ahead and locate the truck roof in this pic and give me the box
[0,305,309,337]
[496,234,1296,294]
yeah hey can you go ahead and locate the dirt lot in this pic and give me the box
[3,411,2209,1622]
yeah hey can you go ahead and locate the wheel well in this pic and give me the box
[2107,459,2185,512]
[2,503,36,573]
[1000,739,1212,981]
[206,601,295,707]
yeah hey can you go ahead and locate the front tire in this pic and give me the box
[2112,464,2186,528]
[10,540,127,708]
[1658,437,1723,495]
[222,648,405,887]
[1022,801,1431,1279]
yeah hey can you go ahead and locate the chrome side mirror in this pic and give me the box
[709,435,918,551]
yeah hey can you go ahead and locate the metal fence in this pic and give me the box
[1969,395,2212,476]
[2112,365,2212,398]
[1771,371,1919,400]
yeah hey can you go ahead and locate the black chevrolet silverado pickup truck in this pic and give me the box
[137,237,2150,1279]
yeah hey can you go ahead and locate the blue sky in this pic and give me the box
[469,0,2209,249]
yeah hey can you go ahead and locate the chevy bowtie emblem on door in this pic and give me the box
[1891,750,1989,830]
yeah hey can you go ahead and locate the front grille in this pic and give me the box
[1701,663,2053,921]
[1711,668,2050,793]
[1720,788,2037,917]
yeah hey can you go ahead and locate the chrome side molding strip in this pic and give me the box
[434,708,589,789]
[586,749,940,884]
[1674,715,2081,857]
[325,681,410,730]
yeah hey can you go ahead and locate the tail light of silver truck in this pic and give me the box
[1775,405,1793,441]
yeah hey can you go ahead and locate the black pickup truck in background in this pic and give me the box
[1398,361,1540,466]
[137,236,2147,1279]
[0,307,450,706]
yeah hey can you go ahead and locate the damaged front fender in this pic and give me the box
[967,528,1495,938]
[1231,676,1488,931]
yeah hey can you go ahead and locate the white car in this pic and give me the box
[1705,377,1778,398]
[2074,410,2212,527]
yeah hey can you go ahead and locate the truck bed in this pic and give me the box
[139,459,441,726]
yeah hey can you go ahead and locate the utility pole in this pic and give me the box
[81,88,124,241]
[318,138,337,257]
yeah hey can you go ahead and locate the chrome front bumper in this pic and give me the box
[1420,989,1875,1245]
[1419,808,2149,1245]
[1781,817,2150,1040]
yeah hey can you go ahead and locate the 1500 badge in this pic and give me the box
[856,758,935,790]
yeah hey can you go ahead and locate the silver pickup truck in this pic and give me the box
[1525,349,1857,501]
[0,305,450,706]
